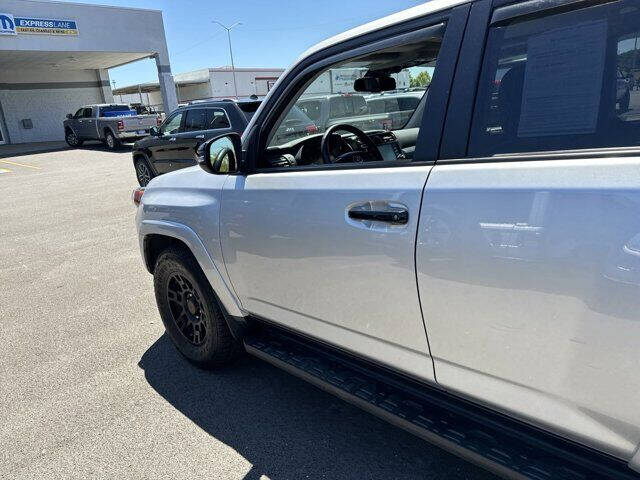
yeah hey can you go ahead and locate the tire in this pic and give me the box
[134,157,154,187]
[65,129,83,147]
[104,130,120,150]
[154,247,242,368]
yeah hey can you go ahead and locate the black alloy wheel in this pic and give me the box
[166,273,208,345]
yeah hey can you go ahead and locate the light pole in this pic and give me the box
[212,20,242,99]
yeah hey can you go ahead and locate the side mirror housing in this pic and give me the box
[149,126,159,136]
[66,113,73,119]
[198,133,242,174]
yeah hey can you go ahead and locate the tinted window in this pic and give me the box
[329,96,367,118]
[469,0,640,156]
[73,108,84,118]
[184,109,207,131]
[207,109,230,129]
[81,108,93,118]
[236,101,261,121]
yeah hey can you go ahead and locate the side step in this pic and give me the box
[244,322,639,480]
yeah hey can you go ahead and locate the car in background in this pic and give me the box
[271,105,318,144]
[296,93,393,133]
[63,104,161,150]
[365,91,425,129]
[132,100,258,186]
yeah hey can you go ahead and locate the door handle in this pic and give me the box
[348,207,408,225]
[168,137,176,142]
[195,134,205,139]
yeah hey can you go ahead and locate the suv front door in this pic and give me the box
[75,107,94,139]
[220,8,468,383]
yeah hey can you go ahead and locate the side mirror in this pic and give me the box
[66,113,73,119]
[198,133,242,174]
[149,126,159,136]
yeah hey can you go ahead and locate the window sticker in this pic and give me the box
[518,19,608,138]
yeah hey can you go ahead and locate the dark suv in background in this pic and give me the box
[131,100,260,186]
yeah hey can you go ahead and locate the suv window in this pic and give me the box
[469,0,640,156]
[73,108,84,118]
[266,30,442,155]
[184,109,207,132]
[161,111,184,135]
[81,108,93,118]
[207,109,230,129]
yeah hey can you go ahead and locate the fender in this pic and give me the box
[138,219,246,319]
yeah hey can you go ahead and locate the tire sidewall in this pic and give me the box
[135,158,153,186]
[105,132,117,150]
[154,252,219,364]
[65,130,81,147]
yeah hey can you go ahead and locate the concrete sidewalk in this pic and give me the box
[0,141,68,158]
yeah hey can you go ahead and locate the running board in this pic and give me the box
[244,323,639,480]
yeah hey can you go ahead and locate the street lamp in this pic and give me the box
[212,20,242,99]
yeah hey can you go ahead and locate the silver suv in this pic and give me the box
[135,1,640,477]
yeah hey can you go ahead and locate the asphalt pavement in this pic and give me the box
[0,145,496,479]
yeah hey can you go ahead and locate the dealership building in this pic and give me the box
[0,0,177,145]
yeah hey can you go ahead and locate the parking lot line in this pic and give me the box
[0,159,41,170]
[0,168,10,174]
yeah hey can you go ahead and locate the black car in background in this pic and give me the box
[132,100,261,186]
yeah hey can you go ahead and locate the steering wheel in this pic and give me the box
[320,124,383,164]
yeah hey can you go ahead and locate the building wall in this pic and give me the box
[0,69,104,143]
[209,70,283,98]
[176,83,212,103]
[0,0,171,64]
[0,0,176,143]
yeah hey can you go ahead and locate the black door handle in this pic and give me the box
[348,208,409,224]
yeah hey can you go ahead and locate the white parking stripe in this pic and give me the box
[0,168,11,174]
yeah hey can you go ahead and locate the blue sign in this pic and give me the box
[0,13,16,35]
[14,17,78,36]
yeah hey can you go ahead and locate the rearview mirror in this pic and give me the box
[354,76,396,93]
[66,113,73,119]
[198,133,242,174]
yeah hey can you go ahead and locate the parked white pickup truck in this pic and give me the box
[63,104,160,150]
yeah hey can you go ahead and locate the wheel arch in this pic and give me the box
[103,126,116,140]
[138,220,248,336]
[133,151,158,176]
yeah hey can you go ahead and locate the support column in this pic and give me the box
[155,54,178,114]
[97,69,114,103]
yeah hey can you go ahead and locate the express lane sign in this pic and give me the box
[0,13,78,36]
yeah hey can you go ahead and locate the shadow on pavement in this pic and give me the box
[138,334,496,480]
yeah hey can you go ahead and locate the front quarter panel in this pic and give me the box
[136,167,244,317]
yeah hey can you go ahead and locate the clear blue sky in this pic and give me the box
[55,0,425,88]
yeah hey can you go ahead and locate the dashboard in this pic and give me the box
[264,130,407,168]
